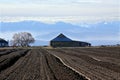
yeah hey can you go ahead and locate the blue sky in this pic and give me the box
[0,0,120,45]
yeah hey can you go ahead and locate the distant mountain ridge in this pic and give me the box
[0,20,120,46]
[1,21,119,32]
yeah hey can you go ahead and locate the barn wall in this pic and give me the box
[79,42,91,47]
[51,41,80,47]
[0,42,8,47]
[50,41,91,47]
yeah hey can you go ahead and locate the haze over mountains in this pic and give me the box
[0,21,119,46]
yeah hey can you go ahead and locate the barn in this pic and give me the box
[0,38,8,47]
[50,33,91,47]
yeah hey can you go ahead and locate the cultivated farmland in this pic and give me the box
[48,47,120,80]
[0,47,120,80]
[0,48,87,80]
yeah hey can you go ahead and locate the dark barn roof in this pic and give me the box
[51,33,72,42]
[0,38,8,43]
[50,33,91,47]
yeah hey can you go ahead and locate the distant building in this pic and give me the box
[0,38,8,47]
[50,33,91,47]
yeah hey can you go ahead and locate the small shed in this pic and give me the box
[50,33,91,47]
[0,38,8,47]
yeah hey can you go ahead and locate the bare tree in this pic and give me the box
[12,32,35,47]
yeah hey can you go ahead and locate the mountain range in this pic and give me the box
[0,21,120,46]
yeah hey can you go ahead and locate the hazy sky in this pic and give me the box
[0,0,119,24]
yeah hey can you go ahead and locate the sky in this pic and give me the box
[0,0,120,46]
[0,0,119,23]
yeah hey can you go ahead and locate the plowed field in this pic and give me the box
[0,47,119,80]
[48,47,120,80]
[0,48,87,80]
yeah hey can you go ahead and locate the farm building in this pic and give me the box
[0,38,8,47]
[50,33,91,47]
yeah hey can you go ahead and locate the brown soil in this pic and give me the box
[0,48,87,80]
[48,47,120,80]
